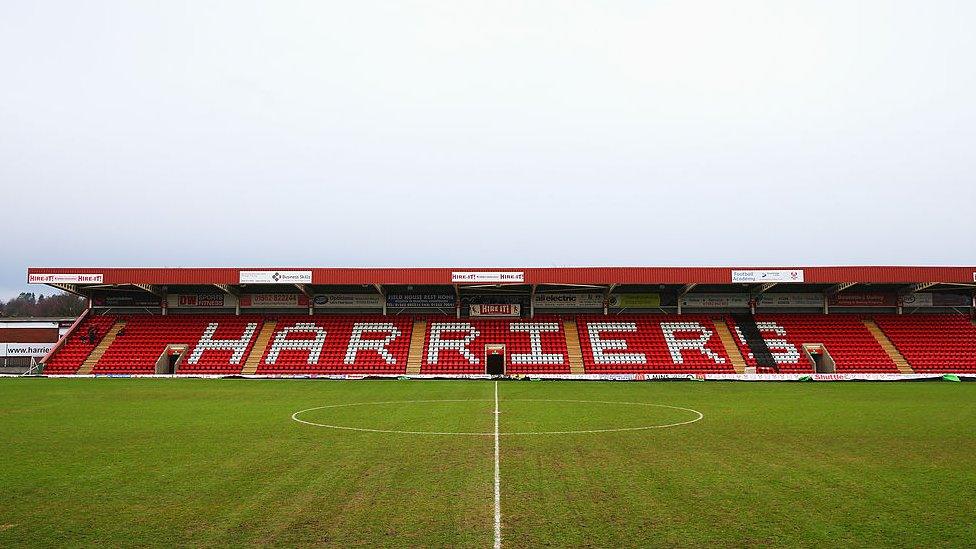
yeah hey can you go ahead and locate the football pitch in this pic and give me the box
[2,379,975,548]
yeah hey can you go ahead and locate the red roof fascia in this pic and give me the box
[26,266,976,286]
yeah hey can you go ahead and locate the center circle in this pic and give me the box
[291,399,703,436]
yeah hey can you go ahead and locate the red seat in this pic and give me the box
[874,314,976,373]
[43,315,119,374]
[726,315,898,373]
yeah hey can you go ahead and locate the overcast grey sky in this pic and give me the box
[1,1,974,299]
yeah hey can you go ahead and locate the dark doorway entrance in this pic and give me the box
[485,344,506,376]
[156,345,187,374]
[804,344,836,373]
[165,352,181,374]
[486,354,505,376]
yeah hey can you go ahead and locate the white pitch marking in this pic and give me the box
[291,399,704,435]
[291,394,705,548]
[493,381,502,549]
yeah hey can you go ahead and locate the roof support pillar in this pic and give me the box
[213,284,240,314]
[603,284,617,316]
[530,285,536,318]
[294,284,313,315]
[677,284,696,314]
[375,284,386,316]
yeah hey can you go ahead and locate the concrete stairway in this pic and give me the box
[563,319,585,374]
[405,319,427,374]
[242,320,277,375]
[77,321,126,374]
[863,319,914,373]
[713,319,748,374]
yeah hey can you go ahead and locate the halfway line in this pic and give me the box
[493,381,501,549]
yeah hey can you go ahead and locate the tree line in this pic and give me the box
[0,292,86,318]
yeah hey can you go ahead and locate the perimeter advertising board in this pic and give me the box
[0,343,55,357]
[902,293,972,307]
[828,293,897,307]
[239,294,310,308]
[92,293,163,307]
[532,293,604,309]
[312,294,384,308]
[469,304,521,317]
[609,293,661,308]
[678,294,750,308]
[756,293,824,307]
[167,294,235,308]
[387,293,456,308]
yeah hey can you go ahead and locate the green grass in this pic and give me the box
[1,379,975,547]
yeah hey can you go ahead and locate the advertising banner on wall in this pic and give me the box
[387,293,456,308]
[312,294,384,308]
[532,293,604,309]
[167,294,235,308]
[828,293,897,307]
[756,293,824,307]
[902,293,972,307]
[0,321,60,330]
[451,271,524,283]
[239,270,312,284]
[609,293,661,308]
[91,293,162,307]
[0,343,55,357]
[28,273,104,284]
[678,293,751,308]
[469,304,521,317]
[239,294,309,308]
[731,270,804,283]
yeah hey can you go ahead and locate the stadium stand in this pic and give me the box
[42,315,118,374]
[576,315,735,373]
[29,266,976,376]
[727,315,898,373]
[94,315,264,375]
[874,314,976,373]
[38,312,976,375]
